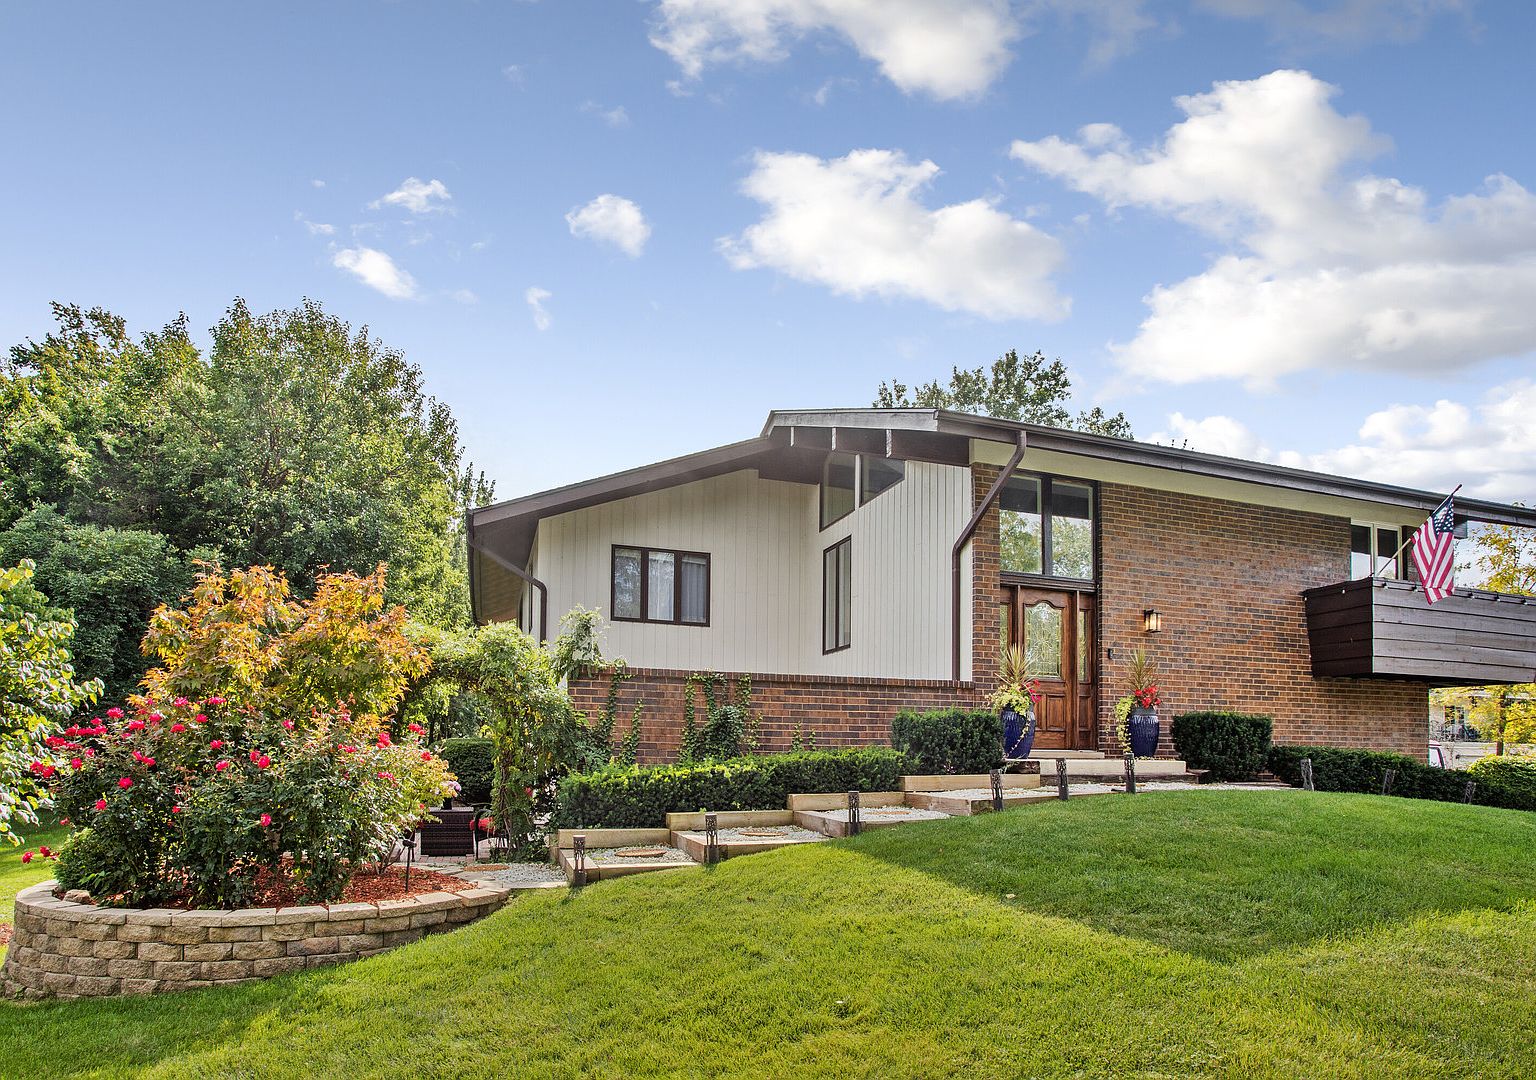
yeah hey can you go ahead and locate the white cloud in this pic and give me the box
[294,211,335,236]
[332,247,417,300]
[565,195,652,258]
[525,286,553,330]
[371,177,452,214]
[1011,69,1536,384]
[650,0,1021,100]
[450,288,479,305]
[1150,380,1536,502]
[581,102,630,127]
[311,179,326,189]
[1196,0,1469,46]
[721,148,1067,320]
[502,63,525,85]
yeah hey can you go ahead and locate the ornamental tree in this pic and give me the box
[50,563,453,907]
[0,561,102,845]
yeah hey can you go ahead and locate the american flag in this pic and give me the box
[1411,492,1457,605]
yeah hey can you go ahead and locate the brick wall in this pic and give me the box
[569,668,983,763]
[970,464,1004,689]
[1096,484,1428,758]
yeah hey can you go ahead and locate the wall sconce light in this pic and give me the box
[1143,609,1162,634]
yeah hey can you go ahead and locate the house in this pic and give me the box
[466,409,1536,762]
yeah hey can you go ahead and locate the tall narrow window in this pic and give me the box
[1050,482,1094,580]
[999,476,1043,574]
[611,546,710,625]
[823,537,852,653]
[820,452,856,528]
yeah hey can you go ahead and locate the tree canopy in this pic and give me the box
[874,349,1133,438]
[0,299,490,702]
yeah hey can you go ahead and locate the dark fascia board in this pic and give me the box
[762,408,1536,529]
[469,436,774,528]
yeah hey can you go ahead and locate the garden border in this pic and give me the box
[1,879,511,999]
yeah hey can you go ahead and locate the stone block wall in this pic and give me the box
[1,881,510,999]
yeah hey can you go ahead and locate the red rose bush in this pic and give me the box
[51,564,454,908]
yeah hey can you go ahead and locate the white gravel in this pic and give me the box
[700,825,827,844]
[814,806,949,823]
[454,862,566,886]
[586,845,694,865]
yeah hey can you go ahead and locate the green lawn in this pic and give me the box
[1,820,68,927]
[2,791,1535,1078]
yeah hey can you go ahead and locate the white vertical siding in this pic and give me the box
[532,462,970,678]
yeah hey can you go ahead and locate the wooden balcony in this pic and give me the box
[1304,578,1536,685]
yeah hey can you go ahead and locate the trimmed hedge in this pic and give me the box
[891,709,1002,774]
[439,738,494,805]
[1467,756,1536,811]
[1170,712,1273,781]
[1267,745,1536,813]
[551,747,909,829]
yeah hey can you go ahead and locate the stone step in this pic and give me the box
[1031,755,1191,779]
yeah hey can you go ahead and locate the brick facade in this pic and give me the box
[1095,484,1428,757]
[568,668,984,763]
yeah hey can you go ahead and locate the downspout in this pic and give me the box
[465,512,550,643]
[951,431,1027,682]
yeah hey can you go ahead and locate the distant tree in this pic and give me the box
[1,298,492,697]
[874,349,1133,438]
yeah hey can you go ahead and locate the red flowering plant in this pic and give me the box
[51,565,455,909]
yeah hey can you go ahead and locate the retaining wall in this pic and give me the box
[1,880,510,999]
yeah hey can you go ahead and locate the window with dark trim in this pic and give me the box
[611,546,710,625]
[823,537,852,653]
[860,456,905,505]
[1350,522,1407,580]
[999,474,1095,582]
[821,453,906,527]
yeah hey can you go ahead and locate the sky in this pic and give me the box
[2,0,1534,507]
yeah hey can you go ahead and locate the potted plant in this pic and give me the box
[990,644,1042,759]
[1121,648,1162,758]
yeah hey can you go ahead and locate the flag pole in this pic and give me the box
[1372,484,1461,578]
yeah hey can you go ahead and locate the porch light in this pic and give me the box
[1143,609,1162,634]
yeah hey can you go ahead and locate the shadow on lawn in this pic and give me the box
[840,789,1536,963]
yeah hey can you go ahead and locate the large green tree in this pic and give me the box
[874,348,1133,438]
[1,299,491,698]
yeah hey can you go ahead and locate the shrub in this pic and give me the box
[1267,745,1536,813]
[0,560,102,846]
[1467,756,1536,811]
[551,747,909,829]
[1170,712,1273,781]
[439,738,494,805]
[890,709,1001,774]
[50,564,454,908]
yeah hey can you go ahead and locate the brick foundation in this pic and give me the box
[1096,484,1428,758]
[2,881,511,999]
[569,669,983,764]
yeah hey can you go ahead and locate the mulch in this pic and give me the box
[49,864,477,913]
[0,923,12,948]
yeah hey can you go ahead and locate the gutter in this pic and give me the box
[951,432,1027,682]
[465,512,550,643]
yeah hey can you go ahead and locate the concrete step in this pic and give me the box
[1031,755,1191,779]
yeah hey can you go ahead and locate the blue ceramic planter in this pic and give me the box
[1002,707,1037,759]
[1128,707,1160,758]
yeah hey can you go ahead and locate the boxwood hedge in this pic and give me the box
[551,747,908,829]
[890,709,1002,774]
[1170,712,1273,781]
[1267,744,1536,812]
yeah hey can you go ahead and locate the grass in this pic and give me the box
[1,820,68,927]
[2,791,1534,1078]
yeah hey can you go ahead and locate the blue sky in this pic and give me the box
[3,1,1533,505]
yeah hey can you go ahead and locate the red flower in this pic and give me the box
[478,817,493,832]
[421,752,432,761]
[259,813,272,827]
[106,707,124,719]
[147,712,164,725]
[377,771,395,782]
[407,722,424,735]
[95,799,107,811]
[21,851,33,864]
[249,750,261,763]
[38,846,53,858]
[70,758,83,770]
[126,719,146,732]
[376,731,392,748]
[205,696,226,707]
[170,723,186,733]
[210,740,223,750]
[282,719,294,730]
[215,760,231,772]
[172,697,190,708]
[171,806,181,814]
[118,777,133,789]
[28,761,55,778]
[339,744,357,754]
[257,755,271,769]
[193,713,208,724]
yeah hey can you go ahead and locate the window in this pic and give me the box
[823,537,852,653]
[821,453,856,528]
[860,456,905,504]
[820,452,906,526]
[999,474,1094,581]
[611,546,709,625]
[1350,522,1406,579]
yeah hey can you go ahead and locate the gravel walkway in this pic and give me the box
[453,862,567,887]
[587,845,695,865]
[814,806,949,823]
[706,825,827,844]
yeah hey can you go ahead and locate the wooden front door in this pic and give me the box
[1002,586,1096,751]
